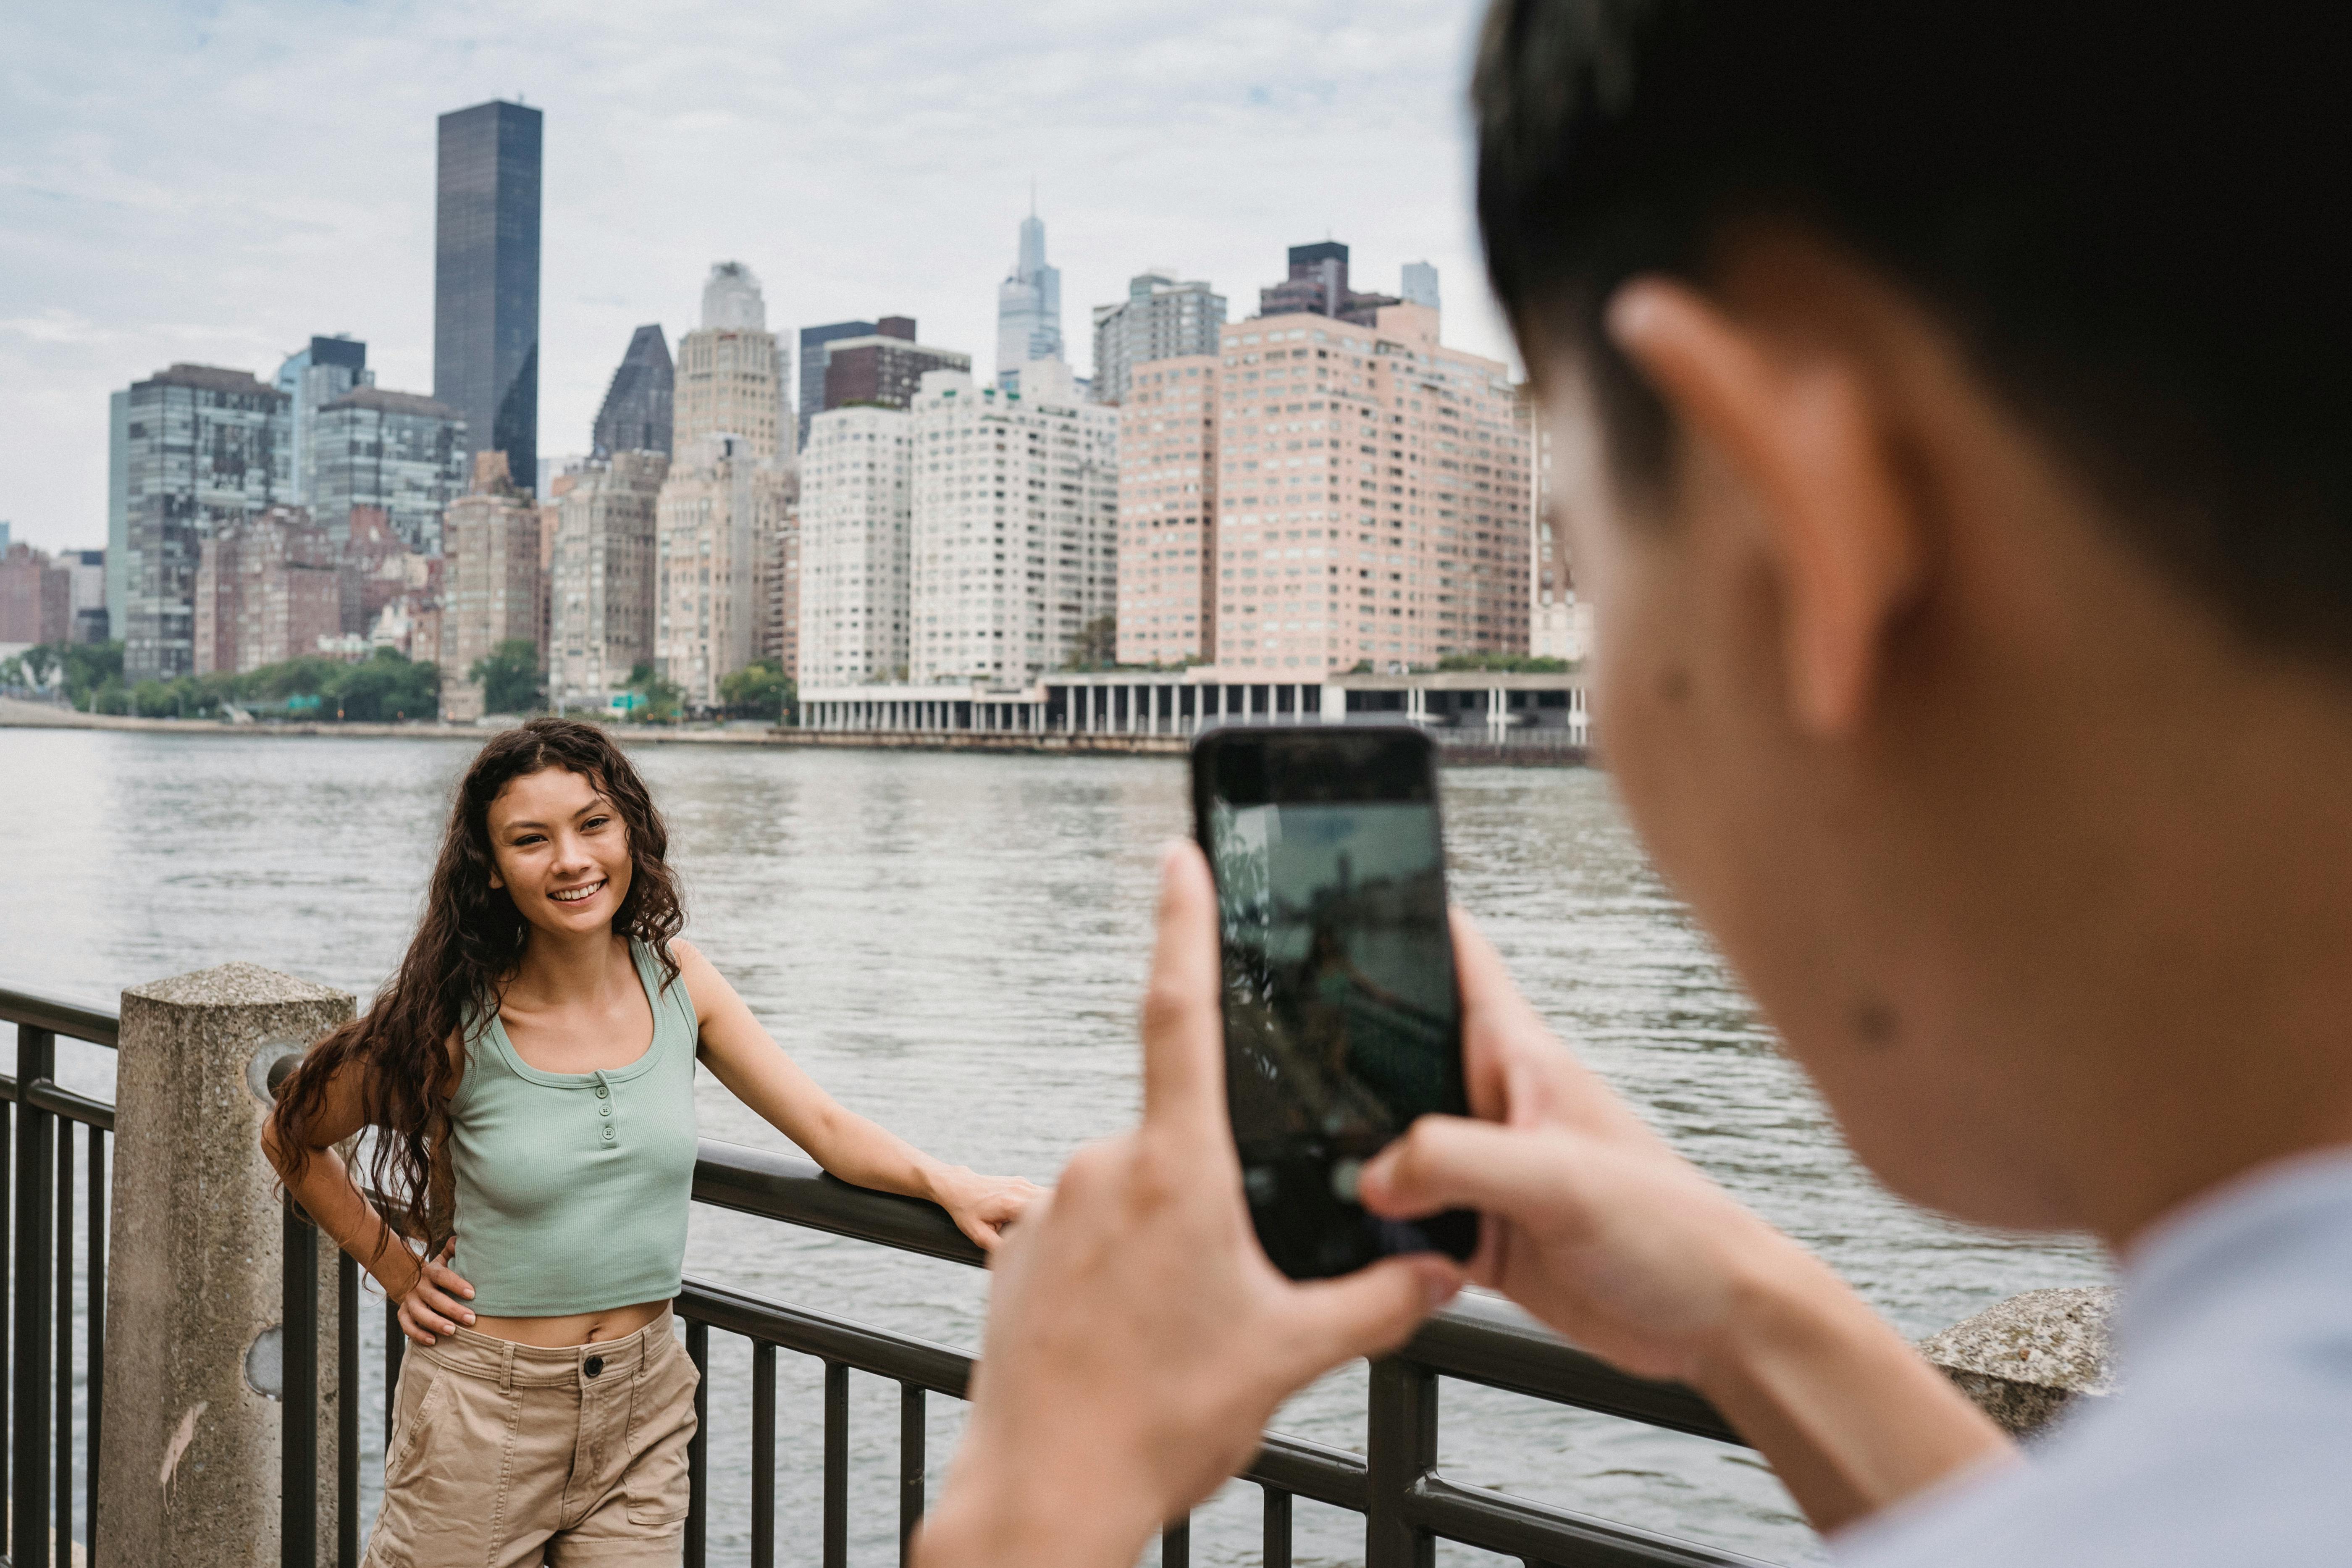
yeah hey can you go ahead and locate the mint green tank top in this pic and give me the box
[447,940,700,1316]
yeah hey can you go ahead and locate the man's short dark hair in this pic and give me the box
[1475,0,2352,662]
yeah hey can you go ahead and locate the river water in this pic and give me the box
[0,729,2105,1566]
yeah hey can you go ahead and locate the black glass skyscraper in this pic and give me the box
[592,325,674,457]
[434,100,542,495]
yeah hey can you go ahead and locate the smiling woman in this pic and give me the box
[259,717,1040,1568]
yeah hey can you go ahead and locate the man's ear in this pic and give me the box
[1605,278,1923,736]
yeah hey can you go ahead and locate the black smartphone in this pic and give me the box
[1191,723,1478,1280]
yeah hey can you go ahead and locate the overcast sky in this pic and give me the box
[0,0,1514,553]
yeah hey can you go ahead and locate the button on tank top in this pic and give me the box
[447,940,700,1316]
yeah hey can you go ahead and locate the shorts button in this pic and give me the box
[584,1355,605,1379]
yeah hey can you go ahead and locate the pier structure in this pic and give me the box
[801,666,1590,746]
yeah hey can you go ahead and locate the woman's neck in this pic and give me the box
[507,924,631,1009]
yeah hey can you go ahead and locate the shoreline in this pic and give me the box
[0,696,1588,766]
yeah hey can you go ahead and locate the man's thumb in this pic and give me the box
[1281,1254,1461,1379]
[1359,1116,1577,1221]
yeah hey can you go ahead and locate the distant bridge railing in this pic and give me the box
[4,981,1768,1568]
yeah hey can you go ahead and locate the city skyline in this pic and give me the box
[0,1,1511,553]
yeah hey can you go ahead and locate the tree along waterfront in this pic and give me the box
[0,730,2106,1565]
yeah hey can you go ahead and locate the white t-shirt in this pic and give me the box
[1837,1148,2352,1566]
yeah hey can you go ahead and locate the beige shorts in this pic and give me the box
[363,1309,699,1568]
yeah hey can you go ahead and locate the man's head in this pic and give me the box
[1475,1,2352,1239]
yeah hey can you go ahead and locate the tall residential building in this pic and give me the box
[1527,411,1591,662]
[193,506,340,675]
[1090,272,1226,407]
[550,451,669,704]
[1113,355,1219,667]
[310,388,470,553]
[1400,262,1441,311]
[0,544,72,646]
[759,494,801,683]
[1200,300,1530,675]
[909,362,1118,685]
[592,326,675,458]
[995,209,1063,385]
[797,406,913,687]
[434,100,543,496]
[1259,241,1402,326]
[796,320,876,452]
[654,435,790,706]
[675,264,788,462]
[63,549,108,643]
[275,336,370,504]
[820,320,969,415]
[110,363,290,683]
[440,452,544,721]
[339,507,425,640]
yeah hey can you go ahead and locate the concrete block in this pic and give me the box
[1919,1285,2116,1437]
[95,962,353,1568]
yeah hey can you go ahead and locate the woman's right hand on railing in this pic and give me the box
[393,1240,477,1346]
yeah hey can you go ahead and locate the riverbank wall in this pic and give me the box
[0,698,1588,765]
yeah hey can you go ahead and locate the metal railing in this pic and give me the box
[1,985,119,1568]
[5,983,1772,1568]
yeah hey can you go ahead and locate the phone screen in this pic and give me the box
[1193,726,1478,1279]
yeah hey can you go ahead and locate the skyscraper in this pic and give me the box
[909,362,1118,685]
[274,335,370,505]
[434,100,543,496]
[1113,355,1219,666]
[674,264,787,462]
[1401,262,1441,311]
[995,208,1063,386]
[655,435,790,706]
[819,319,970,415]
[111,363,290,683]
[440,452,544,721]
[591,326,674,458]
[1090,271,1226,406]
[310,388,470,553]
[550,450,669,705]
[1258,241,1401,326]
[797,321,875,452]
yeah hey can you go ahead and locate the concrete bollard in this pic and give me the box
[96,962,354,1568]
[1919,1285,2116,1437]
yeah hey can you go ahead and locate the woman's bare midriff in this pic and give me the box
[469,1297,670,1347]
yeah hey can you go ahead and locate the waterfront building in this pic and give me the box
[1527,410,1591,662]
[0,543,73,646]
[310,388,470,554]
[110,362,291,683]
[1214,299,1530,674]
[798,405,914,687]
[908,362,1119,686]
[435,99,543,495]
[1090,272,1226,407]
[675,264,789,463]
[995,209,1063,387]
[795,320,876,452]
[1113,356,1219,667]
[550,451,669,706]
[592,325,674,458]
[274,336,371,506]
[654,436,790,707]
[1259,241,1402,326]
[759,494,801,683]
[439,453,543,720]
[335,506,421,641]
[820,320,970,416]
[63,549,108,643]
[192,506,341,675]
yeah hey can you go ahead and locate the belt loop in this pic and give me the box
[499,1339,515,1392]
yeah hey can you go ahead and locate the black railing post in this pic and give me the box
[823,1360,849,1568]
[1162,1515,1191,1568]
[54,1127,72,1555]
[685,1318,709,1568]
[11,1024,55,1568]
[752,1341,777,1568]
[85,1124,105,1565]
[3,1094,13,1522]
[1365,1357,1438,1568]
[283,1195,319,1568]
[1262,1485,1294,1568]
[338,1250,359,1568]
[898,1382,925,1564]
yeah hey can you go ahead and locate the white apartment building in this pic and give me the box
[908,362,1119,686]
[656,435,788,707]
[798,406,915,686]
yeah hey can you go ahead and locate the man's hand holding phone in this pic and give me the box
[915,843,1463,1568]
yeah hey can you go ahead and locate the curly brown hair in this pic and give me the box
[269,717,685,1260]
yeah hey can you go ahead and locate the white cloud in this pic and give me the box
[0,0,1515,552]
